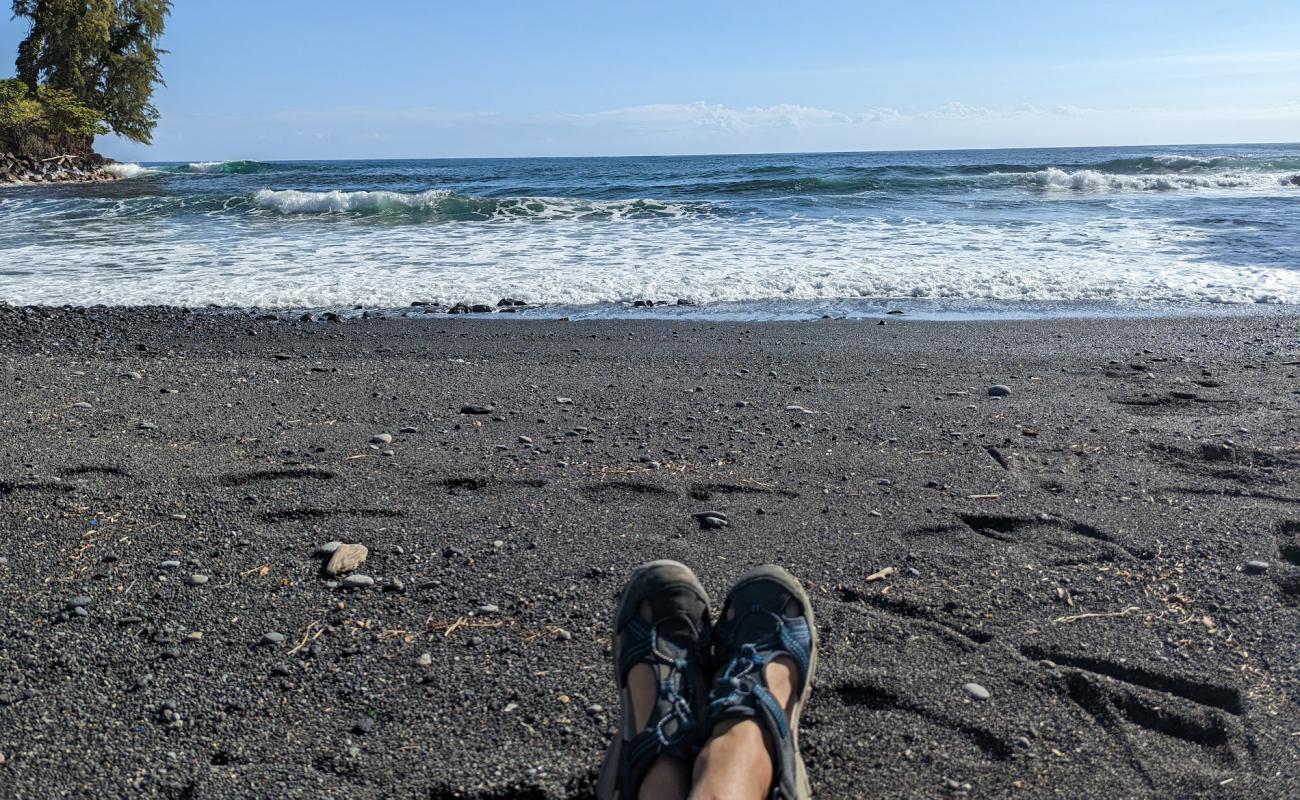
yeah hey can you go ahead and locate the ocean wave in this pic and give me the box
[104,163,159,179]
[1022,167,1261,192]
[187,160,269,174]
[251,188,696,220]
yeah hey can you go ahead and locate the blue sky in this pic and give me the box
[4,0,1299,160]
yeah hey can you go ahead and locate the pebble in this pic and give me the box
[138,421,158,430]
[1244,560,1270,574]
[416,652,433,668]
[370,433,393,444]
[987,385,1012,397]
[785,404,813,413]
[518,435,533,444]
[324,543,369,576]
[260,632,286,645]
[72,401,92,409]
[352,717,374,735]
[158,560,181,570]
[340,574,375,590]
[459,404,493,415]
[315,541,343,556]
[503,702,519,713]
[963,682,991,701]
[399,426,419,434]
[67,595,92,608]
[475,604,500,615]
[555,628,573,641]
[185,574,209,586]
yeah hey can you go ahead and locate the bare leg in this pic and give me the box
[687,601,802,800]
[625,600,692,800]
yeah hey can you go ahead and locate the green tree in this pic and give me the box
[0,76,107,156]
[12,0,170,144]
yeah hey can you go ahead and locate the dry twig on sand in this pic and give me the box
[287,620,325,655]
[1052,606,1141,624]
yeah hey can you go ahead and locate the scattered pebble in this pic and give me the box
[260,632,285,646]
[185,574,209,586]
[475,604,500,615]
[158,560,181,570]
[1244,560,1270,575]
[416,652,433,668]
[459,404,493,415]
[370,433,393,444]
[987,385,1012,397]
[963,682,991,701]
[324,543,369,576]
[315,541,343,557]
[340,574,375,590]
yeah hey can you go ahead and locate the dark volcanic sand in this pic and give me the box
[1,306,1298,799]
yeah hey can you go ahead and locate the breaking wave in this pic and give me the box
[187,160,269,174]
[104,163,159,179]
[251,188,697,220]
[1022,167,1264,192]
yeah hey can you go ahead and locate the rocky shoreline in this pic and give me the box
[0,307,1298,798]
[0,151,121,185]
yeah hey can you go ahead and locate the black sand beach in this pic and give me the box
[1,305,1298,798]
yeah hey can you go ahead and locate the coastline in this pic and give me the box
[1,306,1297,797]
[0,151,121,185]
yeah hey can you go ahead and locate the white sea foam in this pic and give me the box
[1022,167,1261,191]
[4,213,1299,310]
[187,161,230,173]
[253,188,453,213]
[104,163,158,179]
[251,188,691,219]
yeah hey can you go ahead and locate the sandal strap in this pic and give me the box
[612,614,706,795]
[707,608,814,799]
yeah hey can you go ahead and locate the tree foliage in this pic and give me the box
[0,77,107,156]
[12,0,170,144]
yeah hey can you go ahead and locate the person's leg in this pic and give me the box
[627,601,692,799]
[596,561,711,800]
[687,600,802,800]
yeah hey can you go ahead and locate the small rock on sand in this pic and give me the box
[260,632,285,645]
[324,544,368,576]
[1244,560,1270,574]
[371,433,393,444]
[315,541,343,557]
[340,574,375,590]
[987,385,1012,397]
[963,682,991,701]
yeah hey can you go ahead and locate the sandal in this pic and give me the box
[596,560,712,799]
[707,564,818,799]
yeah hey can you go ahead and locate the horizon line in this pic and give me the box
[119,139,1300,165]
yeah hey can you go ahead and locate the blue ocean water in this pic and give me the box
[2,144,1299,318]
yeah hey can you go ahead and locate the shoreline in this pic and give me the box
[1,297,1296,324]
[0,151,121,185]
[1,307,1298,797]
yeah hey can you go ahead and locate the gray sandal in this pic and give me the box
[596,560,712,799]
[707,565,818,799]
